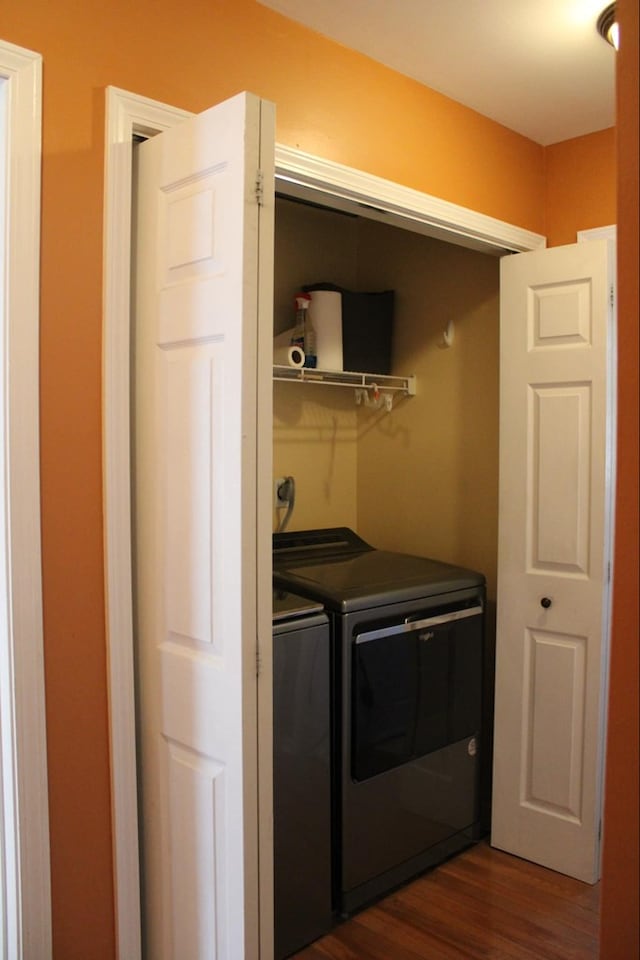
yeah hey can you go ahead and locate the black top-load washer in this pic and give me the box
[273,528,486,916]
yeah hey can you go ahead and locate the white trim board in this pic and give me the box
[103,88,191,960]
[274,144,546,255]
[0,38,50,960]
[103,84,546,958]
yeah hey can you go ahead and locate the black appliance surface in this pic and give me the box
[273,526,483,612]
[273,528,486,916]
[273,589,333,959]
[273,588,324,622]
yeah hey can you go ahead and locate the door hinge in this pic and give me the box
[256,647,262,677]
[610,284,615,308]
[255,169,264,206]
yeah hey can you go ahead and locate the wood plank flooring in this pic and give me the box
[292,842,600,960]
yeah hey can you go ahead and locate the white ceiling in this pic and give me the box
[258,0,616,145]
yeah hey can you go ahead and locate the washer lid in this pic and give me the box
[272,587,324,623]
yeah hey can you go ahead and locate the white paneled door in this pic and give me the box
[492,240,612,883]
[133,92,274,959]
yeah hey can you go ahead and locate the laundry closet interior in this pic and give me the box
[271,181,503,957]
[272,190,501,606]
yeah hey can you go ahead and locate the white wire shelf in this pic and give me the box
[273,365,416,396]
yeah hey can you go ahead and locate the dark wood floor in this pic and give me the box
[293,842,600,959]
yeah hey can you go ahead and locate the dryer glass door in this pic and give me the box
[352,604,483,781]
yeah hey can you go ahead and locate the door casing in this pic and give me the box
[103,86,611,958]
[0,38,50,960]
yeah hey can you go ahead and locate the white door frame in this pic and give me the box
[577,223,618,876]
[103,85,546,957]
[102,90,192,960]
[0,39,50,960]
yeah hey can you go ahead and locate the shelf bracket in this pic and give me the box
[355,385,394,413]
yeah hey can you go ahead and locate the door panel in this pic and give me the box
[492,240,611,883]
[164,348,223,648]
[531,383,591,572]
[134,92,274,959]
[166,745,225,959]
[524,628,586,817]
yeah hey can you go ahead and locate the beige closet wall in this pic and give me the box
[273,200,360,530]
[355,220,500,603]
[273,200,500,608]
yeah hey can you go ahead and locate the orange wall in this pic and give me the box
[0,1,625,956]
[600,0,640,956]
[545,128,617,246]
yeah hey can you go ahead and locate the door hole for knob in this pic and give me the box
[541,597,552,609]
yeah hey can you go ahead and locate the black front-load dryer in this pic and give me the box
[273,527,486,915]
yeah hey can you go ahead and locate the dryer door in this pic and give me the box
[341,601,486,910]
[352,604,484,781]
